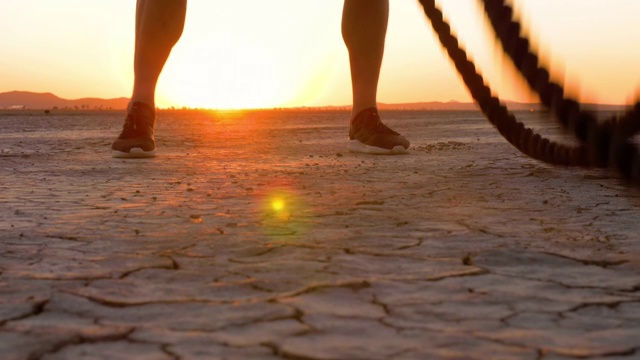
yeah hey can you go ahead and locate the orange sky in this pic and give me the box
[1,0,639,109]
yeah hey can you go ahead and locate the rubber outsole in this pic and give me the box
[347,140,408,155]
[112,148,156,159]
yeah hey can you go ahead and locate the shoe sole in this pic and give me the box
[112,148,156,159]
[348,140,408,155]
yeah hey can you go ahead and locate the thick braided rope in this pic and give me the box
[417,0,589,166]
[481,0,640,176]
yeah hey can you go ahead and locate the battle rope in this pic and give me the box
[480,0,640,174]
[416,0,640,183]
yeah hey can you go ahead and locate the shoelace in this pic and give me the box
[120,115,138,135]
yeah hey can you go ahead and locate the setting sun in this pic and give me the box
[161,32,284,109]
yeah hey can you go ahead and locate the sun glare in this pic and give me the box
[148,1,348,110]
[158,32,285,110]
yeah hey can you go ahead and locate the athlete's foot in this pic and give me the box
[111,102,156,158]
[348,107,410,154]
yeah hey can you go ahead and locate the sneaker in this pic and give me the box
[348,107,410,154]
[111,102,156,158]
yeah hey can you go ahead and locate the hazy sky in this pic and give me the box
[1,0,639,109]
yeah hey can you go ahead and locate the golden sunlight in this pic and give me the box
[152,1,346,110]
[159,32,285,110]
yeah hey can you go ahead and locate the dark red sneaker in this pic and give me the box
[111,102,156,158]
[348,107,409,154]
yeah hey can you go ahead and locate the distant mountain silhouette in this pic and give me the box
[300,101,541,111]
[0,91,626,112]
[375,100,626,112]
[377,101,490,111]
[0,91,129,110]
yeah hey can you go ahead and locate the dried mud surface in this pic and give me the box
[1,109,639,359]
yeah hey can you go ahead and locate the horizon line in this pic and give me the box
[0,90,633,111]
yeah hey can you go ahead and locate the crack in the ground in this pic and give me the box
[227,246,283,264]
[620,285,640,294]
[456,220,508,238]
[117,260,180,280]
[372,295,391,317]
[394,238,423,251]
[60,277,377,310]
[272,344,328,360]
[251,282,278,294]
[63,291,242,308]
[30,327,136,360]
[160,344,180,360]
[541,251,629,269]
[28,335,83,360]
[341,246,465,262]
[43,235,86,242]
[0,298,49,327]
[490,270,640,294]
[563,299,640,314]
[282,280,372,299]
[477,334,640,360]
[268,302,307,326]
[167,256,180,270]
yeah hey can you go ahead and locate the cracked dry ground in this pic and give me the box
[1,110,639,360]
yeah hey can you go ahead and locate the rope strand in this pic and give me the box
[480,0,640,181]
[418,0,588,166]
[417,0,640,183]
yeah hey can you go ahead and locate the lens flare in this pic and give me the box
[265,192,294,221]
[271,198,285,212]
[256,186,310,241]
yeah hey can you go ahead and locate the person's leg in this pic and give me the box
[342,0,409,154]
[112,0,187,158]
[342,0,388,118]
[131,0,187,110]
